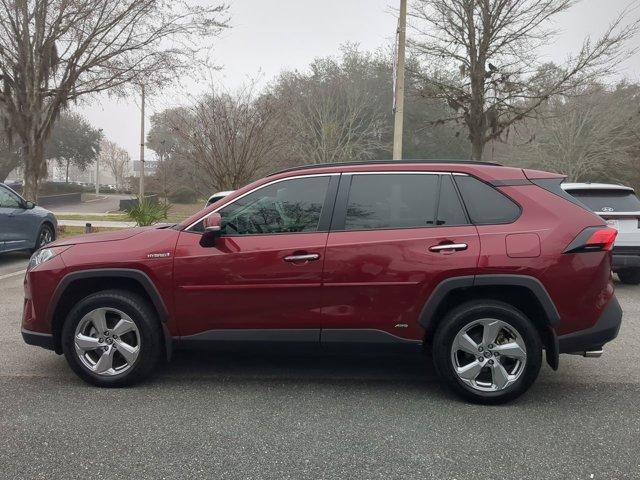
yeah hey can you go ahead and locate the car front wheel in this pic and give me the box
[61,290,163,387]
[32,223,55,252]
[433,300,542,404]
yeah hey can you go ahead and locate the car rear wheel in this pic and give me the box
[61,290,163,387]
[433,300,542,404]
[618,268,640,285]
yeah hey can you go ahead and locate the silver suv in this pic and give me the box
[205,190,233,207]
[562,182,640,284]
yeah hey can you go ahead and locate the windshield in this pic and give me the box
[567,189,640,212]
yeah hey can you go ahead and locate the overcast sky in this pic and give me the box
[78,0,640,162]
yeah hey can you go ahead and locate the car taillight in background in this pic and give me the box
[564,227,618,254]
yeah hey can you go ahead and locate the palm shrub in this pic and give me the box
[125,196,171,226]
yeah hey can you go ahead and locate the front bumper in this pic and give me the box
[21,329,54,351]
[558,296,623,354]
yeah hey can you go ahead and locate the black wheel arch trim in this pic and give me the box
[418,274,561,369]
[47,268,172,358]
[418,275,475,330]
[473,274,561,325]
[419,274,560,331]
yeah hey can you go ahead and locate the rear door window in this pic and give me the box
[565,189,640,213]
[344,174,439,230]
[454,175,520,224]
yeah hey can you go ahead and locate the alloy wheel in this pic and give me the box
[74,307,141,376]
[450,318,527,392]
[38,227,53,247]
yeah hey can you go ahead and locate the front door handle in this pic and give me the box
[284,253,320,263]
[429,243,468,252]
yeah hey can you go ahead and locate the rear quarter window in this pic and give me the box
[454,175,520,224]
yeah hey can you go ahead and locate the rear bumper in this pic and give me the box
[21,329,55,351]
[612,253,640,269]
[558,296,623,354]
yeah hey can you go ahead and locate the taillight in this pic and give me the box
[586,228,617,251]
[564,227,618,254]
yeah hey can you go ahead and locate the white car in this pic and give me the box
[206,190,234,207]
[562,182,640,284]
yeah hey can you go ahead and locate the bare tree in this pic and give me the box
[506,83,640,181]
[170,86,284,191]
[0,0,228,200]
[99,139,131,190]
[275,56,387,164]
[409,0,639,160]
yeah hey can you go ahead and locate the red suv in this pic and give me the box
[21,161,622,403]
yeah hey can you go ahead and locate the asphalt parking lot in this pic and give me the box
[1,255,639,479]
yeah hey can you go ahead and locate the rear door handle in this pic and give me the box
[429,243,468,252]
[284,253,320,263]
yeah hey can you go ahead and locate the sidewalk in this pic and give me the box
[54,211,120,216]
[58,219,136,228]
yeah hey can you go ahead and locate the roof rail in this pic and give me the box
[269,159,503,176]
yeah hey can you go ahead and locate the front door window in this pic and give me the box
[0,186,22,208]
[218,176,331,235]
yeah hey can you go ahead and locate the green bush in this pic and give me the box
[125,196,171,226]
[28,181,93,195]
[168,187,199,204]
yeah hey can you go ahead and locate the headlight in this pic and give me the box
[28,247,69,270]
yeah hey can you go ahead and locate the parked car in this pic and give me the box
[5,179,22,189]
[0,183,57,254]
[206,190,233,207]
[562,183,640,285]
[21,161,622,403]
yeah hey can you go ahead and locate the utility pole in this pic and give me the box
[139,83,145,197]
[393,0,407,160]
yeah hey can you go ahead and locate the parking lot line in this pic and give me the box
[0,270,26,281]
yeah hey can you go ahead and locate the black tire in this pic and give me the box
[432,300,542,404]
[61,290,163,387]
[31,223,55,253]
[618,269,640,285]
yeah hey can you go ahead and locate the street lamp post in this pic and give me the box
[94,128,103,195]
[95,155,99,195]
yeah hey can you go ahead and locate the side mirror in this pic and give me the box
[24,201,36,210]
[200,213,223,247]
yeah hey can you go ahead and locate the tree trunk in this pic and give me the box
[471,136,484,161]
[22,141,45,202]
[66,159,70,183]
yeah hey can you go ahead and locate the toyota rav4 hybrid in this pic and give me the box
[21,161,623,403]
